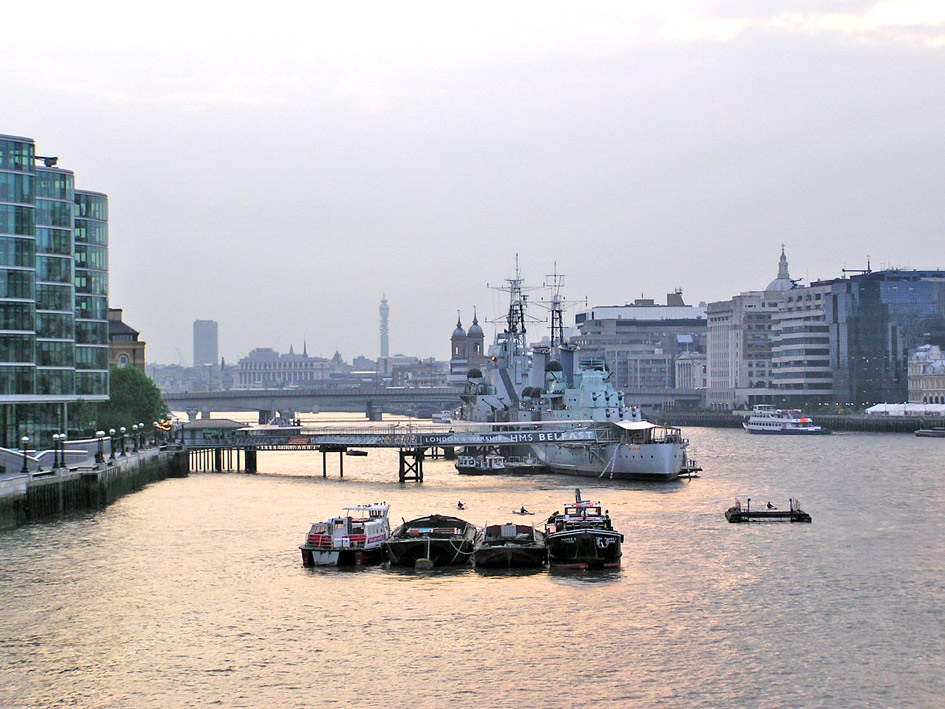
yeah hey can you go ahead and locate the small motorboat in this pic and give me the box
[455,454,505,475]
[299,503,391,567]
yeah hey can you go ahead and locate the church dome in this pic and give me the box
[766,246,795,291]
[452,313,466,340]
[467,310,483,337]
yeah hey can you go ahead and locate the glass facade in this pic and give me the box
[0,136,36,411]
[0,135,109,447]
[74,190,109,401]
[829,271,945,407]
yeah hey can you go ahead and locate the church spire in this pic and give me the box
[777,243,790,280]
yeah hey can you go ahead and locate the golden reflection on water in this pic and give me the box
[1,419,944,707]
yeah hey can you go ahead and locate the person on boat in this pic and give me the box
[766,501,776,510]
[457,501,465,510]
[520,506,529,514]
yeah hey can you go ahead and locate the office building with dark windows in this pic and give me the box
[0,134,109,446]
[193,319,218,366]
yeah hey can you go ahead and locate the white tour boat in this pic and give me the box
[742,405,824,434]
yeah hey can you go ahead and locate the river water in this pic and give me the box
[1,416,944,708]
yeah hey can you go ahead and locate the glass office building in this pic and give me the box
[0,134,109,448]
[828,270,945,407]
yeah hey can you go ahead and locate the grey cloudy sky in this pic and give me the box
[4,1,944,364]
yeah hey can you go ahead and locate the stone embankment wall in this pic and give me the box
[0,448,188,530]
[660,411,944,433]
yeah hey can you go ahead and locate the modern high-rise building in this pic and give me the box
[193,320,218,366]
[0,134,110,445]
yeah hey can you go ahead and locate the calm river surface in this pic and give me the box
[2,415,944,708]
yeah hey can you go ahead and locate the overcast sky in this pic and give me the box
[4,1,944,364]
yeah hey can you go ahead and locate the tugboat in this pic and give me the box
[383,514,477,567]
[473,523,546,569]
[544,489,623,569]
[299,503,391,567]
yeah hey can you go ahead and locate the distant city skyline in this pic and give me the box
[4,3,943,364]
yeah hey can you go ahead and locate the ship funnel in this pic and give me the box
[558,345,576,387]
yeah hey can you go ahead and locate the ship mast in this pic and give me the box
[537,263,586,355]
[487,254,539,361]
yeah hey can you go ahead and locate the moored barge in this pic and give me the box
[473,523,546,569]
[383,514,477,567]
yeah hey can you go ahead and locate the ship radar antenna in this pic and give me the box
[536,262,586,353]
[486,254,541,358]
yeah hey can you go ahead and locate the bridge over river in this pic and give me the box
[163,386,463,422]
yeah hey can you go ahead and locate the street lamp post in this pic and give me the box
[20,436,29,474]
[119,427,127,456]
[59,433,67,467]
[53,434,61,468]
[132,425,139,452]
[139,423,145,449]
[109,428,117,461]
[95,431,106,465]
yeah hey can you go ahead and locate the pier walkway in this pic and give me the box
[184,423,601,482]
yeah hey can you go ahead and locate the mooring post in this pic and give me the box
[339,450,343,477]
[322,448,327,478]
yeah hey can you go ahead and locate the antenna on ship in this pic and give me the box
[536,262,587,355]
[486,254,541,358]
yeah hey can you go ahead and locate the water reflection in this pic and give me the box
[3,422,944,707]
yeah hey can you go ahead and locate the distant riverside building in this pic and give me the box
[390,357,449,387]
[149,361,237,394]
[193,320,218,366]
[572,291,706,395]
[770,280,834,407]
[705,245,945,410]
[825,270,945,407]
[0,134,109,446]
[706,249,794,410]
[909,345,945,404]
[675,351,707,391]
[107,308,146,372]
[236,345,331,388]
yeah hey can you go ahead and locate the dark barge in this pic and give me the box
[725,498,811,523]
